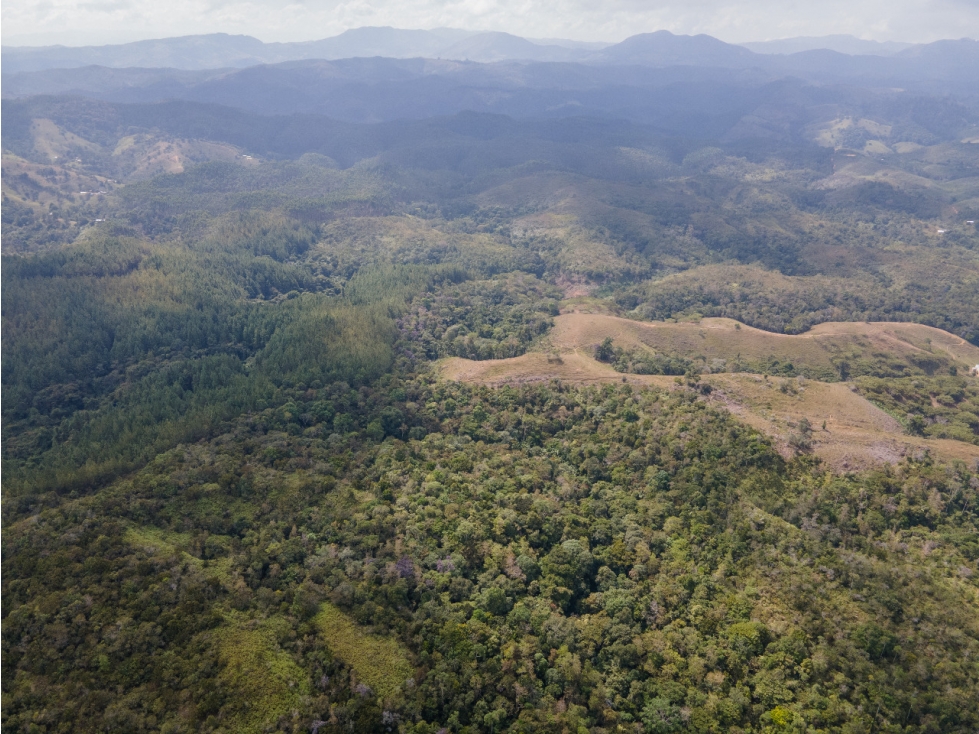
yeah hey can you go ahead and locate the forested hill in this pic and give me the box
[3,60,979,734]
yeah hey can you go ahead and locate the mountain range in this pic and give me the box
[741,35,915,56]
[4,32,978,127]
[2,28,583,72]
[6,14,979,734]
[4,26,975,76]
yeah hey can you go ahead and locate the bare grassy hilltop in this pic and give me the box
[544,313,979,376]
[442,313,979,470]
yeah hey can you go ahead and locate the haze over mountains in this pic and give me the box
[4,28,979,130]
[741,35,915,56]
[6,13,979,734]
[3,26,975,75]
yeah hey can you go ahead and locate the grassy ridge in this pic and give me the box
[544,312,979,380]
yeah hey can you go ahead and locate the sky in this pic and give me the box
[3,0,978,47]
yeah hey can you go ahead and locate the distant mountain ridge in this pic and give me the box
[742,35,915,56]
[2,28,594,72]
[5,32,978,115]
[4,26,974,75]
[599,31,757,67]
[5,55,976,156]
[434,32,587,63]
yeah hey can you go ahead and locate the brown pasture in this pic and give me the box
[543,313,979,373]
[440,313,979,470]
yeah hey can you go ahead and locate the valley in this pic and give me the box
[4,30,979,734]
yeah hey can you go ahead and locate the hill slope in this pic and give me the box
[441,313,979,469]
[4,75,979,734]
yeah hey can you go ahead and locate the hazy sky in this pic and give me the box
[3,0,978,47]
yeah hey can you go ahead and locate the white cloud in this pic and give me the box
[2,0,977,46]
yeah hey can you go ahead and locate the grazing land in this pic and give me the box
[541,313,979,378]
[442,312,979,468]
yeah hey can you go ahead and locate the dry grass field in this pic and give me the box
[441,313,979,470]
[314,602,414,701]
[1,152,115,209]
[111,135,244,178]
[543,312,979,373]
[705,373,979,470]
[442,351,676,387]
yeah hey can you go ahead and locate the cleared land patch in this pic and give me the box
[441,313,979,469]
[442,351,676,388]
[314,602,414,701]
[706,373,979,470]
[545,313,979,378]
[215,616,310,734]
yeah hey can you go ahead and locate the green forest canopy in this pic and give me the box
[3,98,979,733]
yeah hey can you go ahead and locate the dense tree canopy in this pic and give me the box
[4,95,979,733]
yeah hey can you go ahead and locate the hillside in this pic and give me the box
[441,313,979,468]
[4,45,979,734]
[541,314,979,377]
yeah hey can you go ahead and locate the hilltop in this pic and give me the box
[442,312,979,469]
